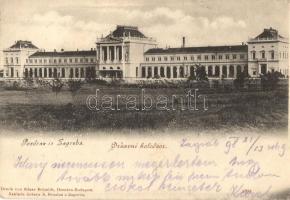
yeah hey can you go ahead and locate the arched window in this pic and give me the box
[208,66,213,77]
[222,65,227,77]
[179,66,184,78]
[154,66,158,78]
[244,65,248,75]
[44,68,47,78]
[229,65,234,77]
[237,65,242,76]
[190,66,195,77]
[147,67,152,78]
[173,66,177,78]
[215,66,220,77]
[141,67,146,78]
[166,67,171,78]
[160,67,165,77]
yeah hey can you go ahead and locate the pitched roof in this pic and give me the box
[29,50,96,57]
[9,40,38,49]
[106,25,146,38]
[254,28,284,40]
[145,45,248,54]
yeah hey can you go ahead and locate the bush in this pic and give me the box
[67,79,83,96]
[48,78,64,96]
[261,71,283,90]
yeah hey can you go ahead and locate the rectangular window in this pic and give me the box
[69,58,73,63]
[35,59,37,63]
[91,58,94,62]
[271,51,275,59]
[39,59,42,63]
[212,55,215,60]
[54,59,57,63]
[158,57,161,61]
[177,56,180,61]
[152,57,155,61]
[262,52,265,59]
[233,55,236,59]
[184,56,187,61]
[85,58,88,62]
[191,56,194,60]
[253,52,256,59]
[75,58,78,63]
[171,56,174,61]
[64,59,67,63]
[240,54,245,59]
[145,57,149,61]
[44,59,47,63]
[59,59,61,63]
[197,55,201,60]
[16,57,19,64]
[6,58,8,64]
[164,56,168,61]
[11,58,13,63]
[26,59,28,63]
[219,55,222,60]
[225,55,229,59]
[29,59,33,63]
[205,55,208,60]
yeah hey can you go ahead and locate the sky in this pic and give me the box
[0,0,289,51]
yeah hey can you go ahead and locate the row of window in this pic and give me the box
[26,57,96,64]
[145,54,246,62]
[251,51,288,60]
[102,66,121,70]
[24,67,95,78]
[138,65,248,78]
[5,57,19,64]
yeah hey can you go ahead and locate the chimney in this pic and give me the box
[61,48,64,52]
[182,37,185,48]
[91,48,93,51]
[54,49,56,52]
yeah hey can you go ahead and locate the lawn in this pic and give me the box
[0,83,288,134]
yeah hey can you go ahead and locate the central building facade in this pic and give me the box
[96,25,157,81]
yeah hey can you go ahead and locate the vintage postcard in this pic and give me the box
[0,0,289,199]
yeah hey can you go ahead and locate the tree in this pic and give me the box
[67,79,82,97]
[195,66,208,81]
[23,76,34,89]
[48,78,64,97]
[260,71,283,90]
[188,65,208,81]
[234,71,249,89]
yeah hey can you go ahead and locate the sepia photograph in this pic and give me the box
[0,0,288,135]
[0,0,289,199]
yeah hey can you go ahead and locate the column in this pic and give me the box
[205,66,208,75]
[107,46,110,62]
[234,65,237,78]
[101,47,104,61]
[114,46,117,62]
[170,66,173,79]
[219,66,222,78]
[115,46,119,61]
[122,45,125,62]
[157,66,160,77]
[227,65,229,78]
[176,66,180,78]
[97,46,100,61]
